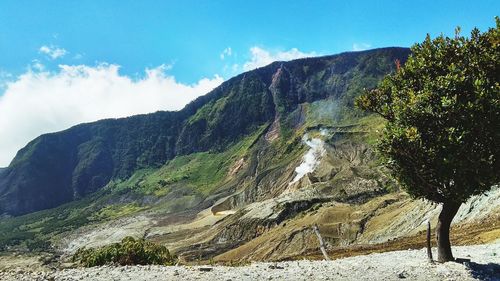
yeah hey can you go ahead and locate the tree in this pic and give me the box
[356,18,500,262]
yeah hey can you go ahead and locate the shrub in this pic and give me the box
[72,236,177,267]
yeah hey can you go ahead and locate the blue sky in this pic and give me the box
[0,0,498,166]
[1,0,498,83]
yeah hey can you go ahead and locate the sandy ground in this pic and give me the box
[1,243,498,281]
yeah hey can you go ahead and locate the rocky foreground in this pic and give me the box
[1,243,499,281]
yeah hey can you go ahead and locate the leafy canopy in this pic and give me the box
[356,18,500,204]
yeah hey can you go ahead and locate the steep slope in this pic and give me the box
[0,47,410,216]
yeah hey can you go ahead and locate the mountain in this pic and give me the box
[0,47,411,216]
[1,47,498,264]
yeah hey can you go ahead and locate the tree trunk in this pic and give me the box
[436,201,461,262]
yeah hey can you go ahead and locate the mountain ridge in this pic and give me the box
[0,47,410,216]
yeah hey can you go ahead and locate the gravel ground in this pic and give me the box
[1,243,499,281]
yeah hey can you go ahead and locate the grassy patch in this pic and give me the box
[89,203,147,221]
[114,124,268,196]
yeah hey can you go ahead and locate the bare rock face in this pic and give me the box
[171,128,397,261]
[179,189,327,261]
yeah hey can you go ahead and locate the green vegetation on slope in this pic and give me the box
[0,190,103,251]
[110,124,268,196]
[0,126,269,251]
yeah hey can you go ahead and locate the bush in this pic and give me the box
[72,236,177,267]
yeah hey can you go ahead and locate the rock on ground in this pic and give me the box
[1,243,499,281]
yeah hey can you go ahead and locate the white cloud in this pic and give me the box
[0,70,13,92]
[30,59,45,71]
[352,43,372,52]
[242,47,317,71]
[220,47,232,60]
[0,64,223,166]
[39,45,68,59]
